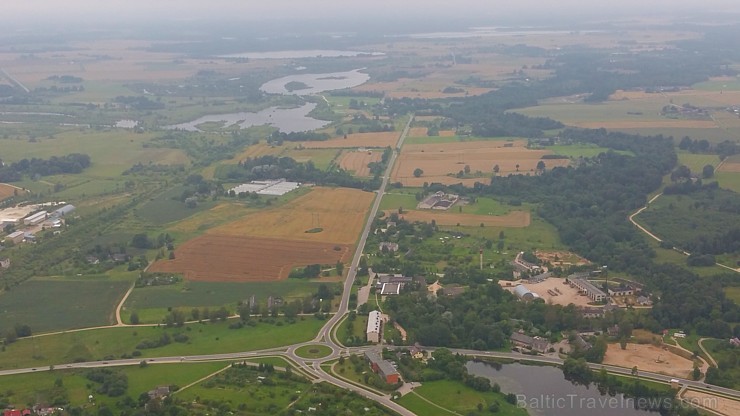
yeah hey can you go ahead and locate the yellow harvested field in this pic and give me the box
[408,127,428,137]
[388,209,530,228]
[439,130,456,137]
[392,140,569,187]
[233,141,286,161]
[682,390,740,416]
[211,187,374,244]
[603,343,695,378]
[339,150,382,176]
[610,88,740,107]
[574,120,718,129]
[300,132,399,149]
[718,157,740,173]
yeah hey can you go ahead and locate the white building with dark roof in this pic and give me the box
[367,310,382,343]
[569,277,606,302]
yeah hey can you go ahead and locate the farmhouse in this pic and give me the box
[364,351,400,384]
[147,386,170,400]
[409,343,425,360]
[375,273,413,296]
[509,332,550,353]
[608,287,634,297]
[4,230,24,244]
[417,191,459,210]
[23,210,47,225]
[581,307,605,319]
[572,334,593,351]
[367,310,382,343]
[568,277,606,302]
[380,283,401,295]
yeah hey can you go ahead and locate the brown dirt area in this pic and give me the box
[603,343,695,378]
[211,187,374,244]
[535,250,590,267]
[339,150,382,176]
[392,140,569,187]
[0,183,20,201]
[389,209,530,228]
[408,127,428,137]
[299,131,399,149]
[503,277,595,307]
[149,235,350,282]
[718,161,740,173]
[681,390,740,416]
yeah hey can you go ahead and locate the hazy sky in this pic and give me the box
[4,0,740,22]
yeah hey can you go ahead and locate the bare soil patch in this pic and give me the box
[603,343,695,378]
[408,127,428,137]
[0,183,20,201]
[503,278,594,307]
[211,187,374,244]
[682,390,740,416]
[718,160,740,173]
[300,132,399,149]
[535,250,590,267]
[149,235,350,282]
[390,209,530,228]
[339,150,382,176]
[392,140,568,187]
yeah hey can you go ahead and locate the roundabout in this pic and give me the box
[294,344,334,359]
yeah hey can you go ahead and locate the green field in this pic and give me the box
[716,171,740,193]
[676,152,722,172]
[403,135,518,145]
[0,361,229,410]
[397,380,526,416]
[137,185,219,225]
[693,78,740,91]
[380,192,419,211]
[0,318,325,370]
[124,280,330,319]
[725,287,740,303]
[549,143,631,158]
[0,278,131,335]
[646,238,726,277]
[294,344,333,359]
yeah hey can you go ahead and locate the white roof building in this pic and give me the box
[366,310,382,343]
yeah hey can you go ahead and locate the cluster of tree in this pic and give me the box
[123,162,186,176]
[0,153,91,182]
[113,95,164,110]
[367,147,393,177]
[131,233,174,250]
[228,155,379,191]
[86,368,129,397]
[268,131,330,144]
[704,341,740,389]
[47,75,84,83]
[148,130,258,167]
[347,114,395,133]
[289,264,322,279]
[3,324,32,344]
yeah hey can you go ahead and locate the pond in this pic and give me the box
[260,69,370,95]
[466,361,658,415]
[164,102,329,133]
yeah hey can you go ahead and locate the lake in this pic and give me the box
[219,49,383,59]
[164,102,329,133]
[466,361,658,416]
[260,69,370,95]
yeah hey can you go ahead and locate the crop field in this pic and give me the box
[718,155,740,172]
[210,187,374,244]
[149,235,351,281]
[338,149,381,176]
[388,209,530,228]
[299,131,399,148]
[0,318,325,370]
[124,280,329,311]
[0,183,20,200]
[392,140,569,187]
[138,185,220,225]
[0,278,131,334]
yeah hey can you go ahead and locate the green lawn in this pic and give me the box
[725,287,740,303]
[294,344,333,359]
[716,171,740,193]
[336,314,370,347]
[677,152,722,172]
[693,79,740,91]
[549,143,632,158]
[397,380,526,416]
[380,192,419,211]
[137,185,219,225]
[461,197,516,216]
[0,318,325,370]
[0,278,131,335]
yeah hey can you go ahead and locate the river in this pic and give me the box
[466,361,658,415]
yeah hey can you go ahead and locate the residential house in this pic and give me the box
[607,325,620,337]
[580,307,605,319]
[510,332,550,353]
[147,386,170,400]
[409,343,425,360]
[378,242,399,253]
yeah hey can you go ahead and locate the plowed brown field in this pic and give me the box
[0,184,18,201]
[210,187,374,244]
[149,235,351,282]
[339,150,382,176]
[300,132,399,149]
[388,209,530,227]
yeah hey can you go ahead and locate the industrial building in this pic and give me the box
[513,284,540,301]
[229,179,300,196]
[4,230,25,244]
[23,210,47,225]
[51,204,76,218]
[569,278,607,302]
[366,310,382,343]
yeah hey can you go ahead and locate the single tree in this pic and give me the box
[413,168,424,178]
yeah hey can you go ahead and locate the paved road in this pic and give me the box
[315,114,413,345]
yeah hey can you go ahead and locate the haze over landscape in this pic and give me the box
[0,1,740,416]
